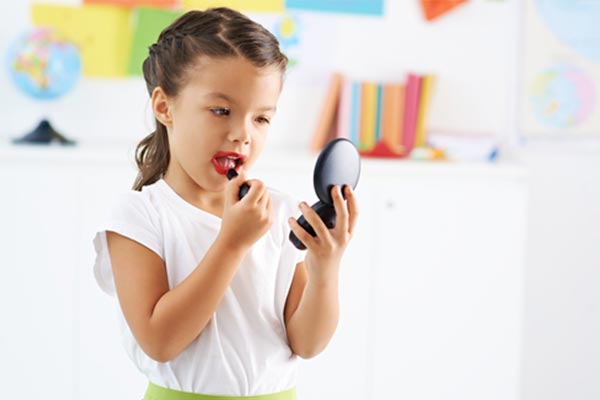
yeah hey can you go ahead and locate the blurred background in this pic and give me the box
[0,1,598,399]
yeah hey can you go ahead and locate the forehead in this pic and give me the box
[179,56,283,105]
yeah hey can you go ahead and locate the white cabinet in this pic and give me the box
[0,147,144,399]
[0,146,528,400]
[0,167,77,398]
[367,170,527,400]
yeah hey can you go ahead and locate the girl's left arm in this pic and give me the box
[284,185,358,359]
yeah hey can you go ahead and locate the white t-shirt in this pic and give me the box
[93,179,305,396]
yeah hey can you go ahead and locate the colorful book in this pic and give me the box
[349,81,362,147]
[310,73,343,151]
[374,84,383,144]
[336,78,352,139]
[401,73,423,153]
[414,74,435,147]
[359,81,377,151]
[380,83,405,154]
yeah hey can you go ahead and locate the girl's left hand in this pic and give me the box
[288,185,359,284]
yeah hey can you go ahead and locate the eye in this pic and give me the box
[256,116,270,125]
[210,108,230,116]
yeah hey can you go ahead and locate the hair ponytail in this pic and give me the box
[133,121,170,191]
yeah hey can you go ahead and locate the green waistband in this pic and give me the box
[144,382,297,400]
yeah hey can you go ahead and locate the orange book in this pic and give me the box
[310,73,343,151]
[359,81,377,151]
[380,83,405,154]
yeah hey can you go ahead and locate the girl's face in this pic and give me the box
[161,56,283,195]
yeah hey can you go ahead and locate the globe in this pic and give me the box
[6,27,81,101]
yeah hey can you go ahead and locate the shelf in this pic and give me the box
[0,142,528,180]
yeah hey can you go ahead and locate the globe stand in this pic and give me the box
[13,119,76,146]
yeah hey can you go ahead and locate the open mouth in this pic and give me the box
[211,152,247,175]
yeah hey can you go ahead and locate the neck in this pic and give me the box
[163,164,225,218]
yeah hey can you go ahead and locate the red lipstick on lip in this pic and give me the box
[211,151,247,175]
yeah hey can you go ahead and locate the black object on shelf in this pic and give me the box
[12,119,76,146]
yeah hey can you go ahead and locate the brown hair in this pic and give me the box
[133,7,288,191]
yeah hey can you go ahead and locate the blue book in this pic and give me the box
[374,84,383,143]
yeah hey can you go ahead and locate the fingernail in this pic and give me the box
[299,202,307,209]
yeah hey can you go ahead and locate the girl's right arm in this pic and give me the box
[106,174,272,363]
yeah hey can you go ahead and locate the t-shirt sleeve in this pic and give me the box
[93,191,163,296]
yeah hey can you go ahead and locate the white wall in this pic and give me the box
[1,1,599,399]
[0,0,515,147]
[516,147,600,400]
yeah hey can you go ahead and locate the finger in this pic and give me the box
[225,171,247,203]
[299,201,329,240]
[258,190,270,210]
[288,216,316,250]
[242,179,265,204]
[331,185,349,234]
[345,186,359,235]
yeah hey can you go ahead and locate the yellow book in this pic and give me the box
[360,82,377,151]
[414,74,435,148]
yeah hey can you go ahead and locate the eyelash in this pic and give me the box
[210,108,230,116]
[210,108,270,125]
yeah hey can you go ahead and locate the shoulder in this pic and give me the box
[100,181,166,249]
[107,182,162,224]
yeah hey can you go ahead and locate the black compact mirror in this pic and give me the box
[290,138,361,250]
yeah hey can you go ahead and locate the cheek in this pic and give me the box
[251,129,267,147]
[247,132,267,163]
[170,128,210,167]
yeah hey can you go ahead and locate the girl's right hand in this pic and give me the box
[218,171,273,250]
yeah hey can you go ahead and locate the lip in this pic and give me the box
[211,151,248,175]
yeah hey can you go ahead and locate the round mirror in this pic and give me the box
[314,138,361,205]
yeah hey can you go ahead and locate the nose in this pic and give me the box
[228,119,251,145]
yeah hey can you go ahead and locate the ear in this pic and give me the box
[151,86,173,128]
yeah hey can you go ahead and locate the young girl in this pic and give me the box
[93,7,357,399]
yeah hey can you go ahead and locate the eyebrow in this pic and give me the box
[205,92,277,112]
